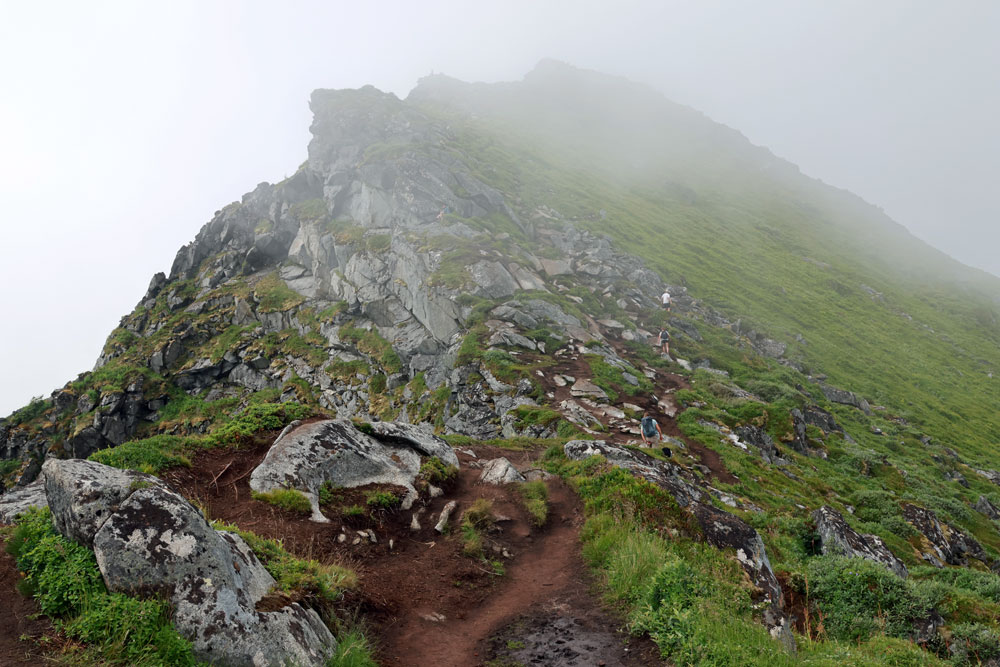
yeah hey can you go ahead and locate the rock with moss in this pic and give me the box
[812,505,908,578]
[902,503,990,567]
[44,458,335,666]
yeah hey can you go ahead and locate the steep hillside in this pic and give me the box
[2,62,999,665]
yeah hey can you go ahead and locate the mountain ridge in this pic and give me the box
[2,62,999,665]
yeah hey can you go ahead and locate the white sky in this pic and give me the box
[1,0,998,416]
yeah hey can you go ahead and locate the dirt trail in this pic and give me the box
[377,472,645,667]
[165,443,659,667]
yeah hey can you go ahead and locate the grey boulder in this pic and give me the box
[812,505,908,578]
[479,458,526,485]
[0,478,47,523]
[250,420,458,521]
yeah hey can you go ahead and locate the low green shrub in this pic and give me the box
[252,488,312,514]
[806,556,925,642]
[365,490,399,509]
[9,508,197,665]
[214,521,356,602]
[420,456,458,486]
[89,434,198,473]
[516,481,549,526]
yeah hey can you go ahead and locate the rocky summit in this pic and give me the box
[2,61,1000,666]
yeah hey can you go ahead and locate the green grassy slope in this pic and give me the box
[410,63,1000,466]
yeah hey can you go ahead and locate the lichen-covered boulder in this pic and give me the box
[812,505,908,578]
[250,420,458,521]
[42,458,156,545]
[44,459,336,666]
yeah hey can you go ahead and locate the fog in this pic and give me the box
[1,0,998,416]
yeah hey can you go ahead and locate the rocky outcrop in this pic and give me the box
[43,459,335,666]
[812,505,908,578]
[975,495,1000,520]
[902,503,990,567]
[249,420,458,521]
[0,478,47,523]
[819,384,871,415]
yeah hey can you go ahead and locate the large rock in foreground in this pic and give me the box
[43,459,335,666]
[250,419,458,521]
[812,505,908,578]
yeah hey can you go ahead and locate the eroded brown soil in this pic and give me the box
[163,441,661,666]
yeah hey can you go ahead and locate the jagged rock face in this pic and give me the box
[250,420,458,521]
[43,459,335,666]
[902,503,990,567]
[812,505,908,578]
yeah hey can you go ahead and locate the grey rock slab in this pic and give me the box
[479,458,526,485]
[43,458,159,546]
[812,506,908,578]
[366,421,459,467]
[0,478,47,523]
[570,378,608,401]
[250,420,446,520]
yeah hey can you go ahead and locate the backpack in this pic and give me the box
[659,329,670,342]
[641,416,658,437]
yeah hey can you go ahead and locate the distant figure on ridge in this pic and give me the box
[661,289,671,311]
[658,327,671,358]
[640,410,663,447]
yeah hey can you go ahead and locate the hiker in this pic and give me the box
[661,290,671,311]
[658,327,671,357]
[640,411,663,446]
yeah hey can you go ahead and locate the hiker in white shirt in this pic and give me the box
[661,290,671,311]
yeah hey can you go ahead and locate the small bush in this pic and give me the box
[10,508,198,664]
[464,498,494,528]
[252,488,312,514]
[327,626,379,667]
[420,456,458,486]
[516,481,549,526]
[342,505,365,518]
[806,556,924,642]
[365,490,399,509]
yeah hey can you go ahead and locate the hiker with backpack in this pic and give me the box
[658,327,671,357]
[640,410,663,446]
